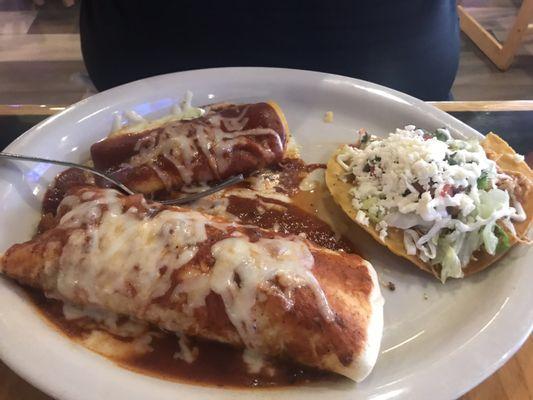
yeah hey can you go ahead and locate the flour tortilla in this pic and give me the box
[325,133,532,280]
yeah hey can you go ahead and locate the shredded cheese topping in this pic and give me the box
[54,189,333,346]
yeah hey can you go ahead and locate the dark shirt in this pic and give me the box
[80,0,459,100]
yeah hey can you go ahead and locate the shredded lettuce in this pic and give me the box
[478,189,509,219]
[361,197,378,210]
[458,230,483,267]
[482,222,498,255]
[439,244,464,282]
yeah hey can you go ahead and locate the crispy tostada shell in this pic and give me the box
[325,133,532,280]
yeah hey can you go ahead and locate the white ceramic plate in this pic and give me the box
[0,68,531,400]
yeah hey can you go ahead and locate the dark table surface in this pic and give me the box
[1,111,532,157]
[450,111,533,156]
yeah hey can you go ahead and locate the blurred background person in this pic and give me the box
[79,0,460,101]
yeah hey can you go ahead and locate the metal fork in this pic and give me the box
[0,152,243,205]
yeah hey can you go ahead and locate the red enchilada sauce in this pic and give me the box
[90,102,288,194]
[27,290,340,387]
[27,159,355,388]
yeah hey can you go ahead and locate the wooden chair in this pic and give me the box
[458,0,533,70]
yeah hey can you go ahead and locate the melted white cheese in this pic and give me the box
[57,191,209,309]
[173,234,335,346]
[173,334,199,364]
[82,330,155,359]
[298,168,325,192]
[235,172,291,203]
[242,348,266,374]
[55,189,333,349]
[210,236,334,347]
[62,302,148,338]
[121,106,283,191]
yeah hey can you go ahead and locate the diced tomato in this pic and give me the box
[440,184,454,197]
[423,134,432,141]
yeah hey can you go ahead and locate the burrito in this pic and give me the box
[91,101,290,194]
[0,187,383,382]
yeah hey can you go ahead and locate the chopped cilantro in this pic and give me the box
[445,153,458,165]
[435,129,449,142]
[477,172,490,190]
[361,132,370,144]
[422,128,448,142]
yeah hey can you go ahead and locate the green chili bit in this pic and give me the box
[494,225,510,253]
